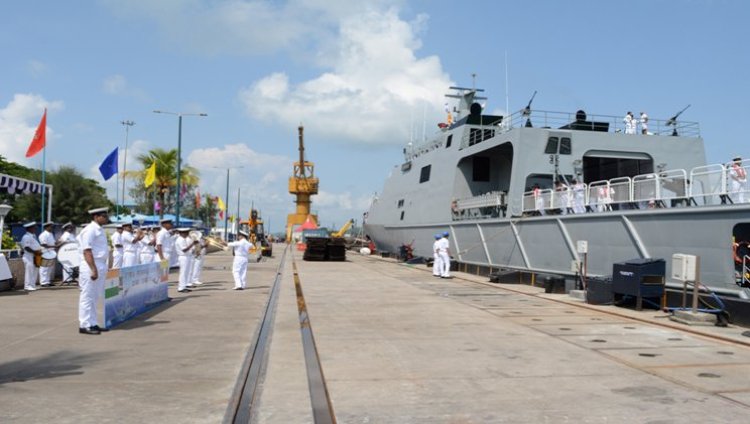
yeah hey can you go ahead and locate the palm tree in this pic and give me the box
[126,148,199,217]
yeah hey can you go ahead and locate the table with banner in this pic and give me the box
[103,260,170,328]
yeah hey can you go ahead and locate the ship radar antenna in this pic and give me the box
[665,104,691,136]
[522,90,537,127]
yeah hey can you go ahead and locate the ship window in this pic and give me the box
[473,156,490,182]
[397,199,404,208]
[400,211,405,220]
[419,165,431,183]
[545,137,559,154]
[446,134,453,148]
[560,137,572,154]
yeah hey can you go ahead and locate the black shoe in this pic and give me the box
[79,327,101,335]
[177,289,192,293]
[92,325,109,332]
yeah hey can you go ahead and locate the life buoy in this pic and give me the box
[733,241,750,264]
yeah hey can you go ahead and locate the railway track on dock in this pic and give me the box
[224,246,336,424]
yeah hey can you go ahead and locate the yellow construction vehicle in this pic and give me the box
[331,219,353,238]
[239,209,273,257]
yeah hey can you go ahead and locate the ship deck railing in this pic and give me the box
[502,109,700,138]
[520,160,750,215]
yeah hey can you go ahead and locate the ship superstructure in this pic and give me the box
[365,86,750,299]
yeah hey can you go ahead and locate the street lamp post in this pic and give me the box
[213,166,243,241]
[153,110,206,226]
[120,120,135,215]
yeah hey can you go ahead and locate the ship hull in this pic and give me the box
[365,204,750,297]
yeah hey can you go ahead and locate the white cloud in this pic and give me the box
[239,7,452,144]
[102,74,127,94]
[0,93,64,165]
[27,60,48,77]
[102,0,402,56]
[102,74,150,101]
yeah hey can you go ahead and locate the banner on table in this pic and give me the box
[103,260,170,328]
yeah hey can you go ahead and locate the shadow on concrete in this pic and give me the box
[0,290,30,297]
[0,350,105,386]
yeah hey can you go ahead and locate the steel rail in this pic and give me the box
[224,245,289,424]
[292,258,337,424]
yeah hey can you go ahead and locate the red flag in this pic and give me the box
[219,210,224,220]
[25,109,47,158]
[195,190,201,207]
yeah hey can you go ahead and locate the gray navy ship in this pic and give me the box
[364,85,750,309]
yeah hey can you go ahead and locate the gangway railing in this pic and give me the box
[519,161,750,216]
[453,191,506,220]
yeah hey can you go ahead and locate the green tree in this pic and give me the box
[126,148,199,218]
[1,156,112,224]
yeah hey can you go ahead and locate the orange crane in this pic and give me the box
[286,126,318,242]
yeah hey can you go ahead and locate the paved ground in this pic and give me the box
[2,245,750,423]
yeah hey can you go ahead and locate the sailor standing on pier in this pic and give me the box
[59,222,77,284]
[78,207,110,335]
[438,231,452,279]
[174,228,197,293]
[38,221,56,287]
[156,218,174,265]
[432,234,442,277]
[121,223,143,268]
[111,224,124,269]
[228,231,254,290]
[21,222,42,291]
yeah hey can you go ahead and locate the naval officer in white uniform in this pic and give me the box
[38,221,56,287]
[228,231,254,290]
[78,207,110,335]
[155,218,174,265]
[59,222,77,283]
[110,224,124,269]
[174,228,197,293]
[20,222,42,291]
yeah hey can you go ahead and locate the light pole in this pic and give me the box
[153,110,207,226]
[213,166,243,241]
[0,203,12,244]
[120,120,135,215]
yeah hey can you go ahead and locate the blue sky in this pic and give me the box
[2,0,749,232]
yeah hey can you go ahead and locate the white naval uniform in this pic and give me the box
[228,239,254,289]
[156,227,174,265]
[174,235,194,291]
[640,113,649,134]
[138,233,156,264]
[121,230,138,267]
[78,220,109,329]
[624,114,635,134]
[730,163,747,204]
[432,239,441,276]
[437,236,451,278]
[573,183,586,214]
[20,232,41,290]
[38,229,56,285]
[59,230,76,282]
[111,231,123,269]
[191,239,207,284]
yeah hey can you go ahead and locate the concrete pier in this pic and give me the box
[2,246,750,423]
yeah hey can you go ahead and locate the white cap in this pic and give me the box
[160,218,173,224]
[43,221,55,227]
[88,207,109,215]
[62,222,74,229]
[23,221,37,228]
[177,227,191,232]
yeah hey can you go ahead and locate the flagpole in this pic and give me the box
[40,145,46,225]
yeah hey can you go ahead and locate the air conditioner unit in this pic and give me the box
[671,253,697,282]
